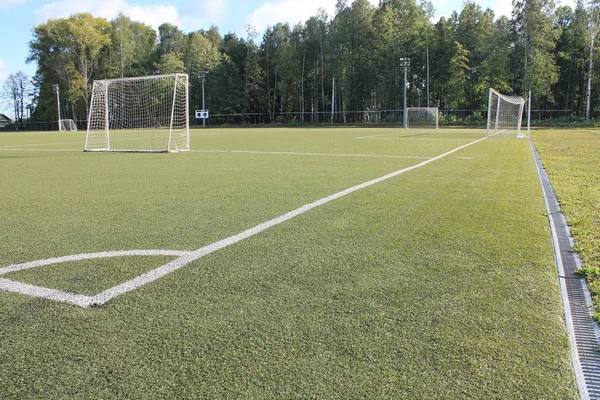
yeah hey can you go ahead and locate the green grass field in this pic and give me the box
[0,128,578,398]
[532,129,600,320]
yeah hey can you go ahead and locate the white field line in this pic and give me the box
[190,149,431,159]
[0,141,82,149]
[355,131,415,139]
[357,137,465,140]
[0,250,191,275]
[0,279,93,307]
[0,137,486,308]
[191,131,255,136]
[0,148,80,152]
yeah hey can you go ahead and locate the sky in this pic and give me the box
[0,0,575,118]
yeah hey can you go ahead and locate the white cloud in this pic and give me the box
[200,0,227,22]
[244,0,377,38]
[33,0,181,29]
[0,0,27,11]
[178,0,228,33]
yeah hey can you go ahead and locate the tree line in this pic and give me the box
[5,0,600,125]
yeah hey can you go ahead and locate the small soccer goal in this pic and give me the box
[486,88,530,138]
[406,107,439,129]
[85,73,190,152]
[59,119,77,131]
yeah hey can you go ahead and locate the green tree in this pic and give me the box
[446,41,471,108]
[475,13,514,104]
[513,0,560,105]
[430,14,458,108]
[154,53,185,74]
[156,23,186,57]
[209,33,245,116]
[244,27,265,115]
[110,14,156,78]
[303,10,329,120]
[553,3,588,114]
[28,13,111,120]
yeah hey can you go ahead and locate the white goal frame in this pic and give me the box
[59,119,77,131]
[486,88,530,138]
[406,107,439,129]
[85,73,190,152]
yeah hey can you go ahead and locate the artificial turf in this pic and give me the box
[0,127,577,398]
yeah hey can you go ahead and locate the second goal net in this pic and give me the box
[406,107,439,129]
[486,88,529,138]
[85,73,190,152]
[59,119,77,131]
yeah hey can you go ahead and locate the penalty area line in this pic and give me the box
[190,149,431,159]
[355,131,415,139]
[0,137,486,308]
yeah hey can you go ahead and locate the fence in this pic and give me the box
[0,109,581,131]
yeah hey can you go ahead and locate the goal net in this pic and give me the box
[486,88,529,138]
[406,107,439,129]
[59,119,77,131]
[85,73,189,152]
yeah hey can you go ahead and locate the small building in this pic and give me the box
[0,113,12,129]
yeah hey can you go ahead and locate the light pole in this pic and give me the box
[199,70,207,128]
[52,84,62,131]
[399,57,410,128]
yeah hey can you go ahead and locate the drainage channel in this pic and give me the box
[531,141,600,400]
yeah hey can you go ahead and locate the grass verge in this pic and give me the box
[532,129,600,320]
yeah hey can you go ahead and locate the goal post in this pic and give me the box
[406,107,439,129]
[85,73,190,152]
[486,88,530,138]
[59,119,77,131]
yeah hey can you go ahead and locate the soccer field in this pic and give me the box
[0,127,577,398]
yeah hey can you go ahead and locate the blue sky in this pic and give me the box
[0,0,574,117]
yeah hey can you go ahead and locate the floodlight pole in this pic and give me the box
[199,70,207,128]
[399,58,410,128]
[53,84,62,131]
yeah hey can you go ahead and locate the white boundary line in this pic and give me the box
[0,141,82,149]
[355,132,417,139]
[0,137,486,308]
[0,250,191,275]
[190,149,431,159]
[0,148,80,152]
[357,137,462,141]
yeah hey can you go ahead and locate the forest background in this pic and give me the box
[2,0,598,126]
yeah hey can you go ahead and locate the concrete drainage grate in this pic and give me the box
[531,141,600,400]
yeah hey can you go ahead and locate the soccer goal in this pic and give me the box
[85,73,189,152]
[486,88,530,138]
[406,107,439,129]
[59,119,77,131]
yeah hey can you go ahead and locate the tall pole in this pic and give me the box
[53,84,62,131]
[403,68,408,128]
[399,58,410,128]
[331,77,335,124]
[199,70,207,128]
[527,90,532,136]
